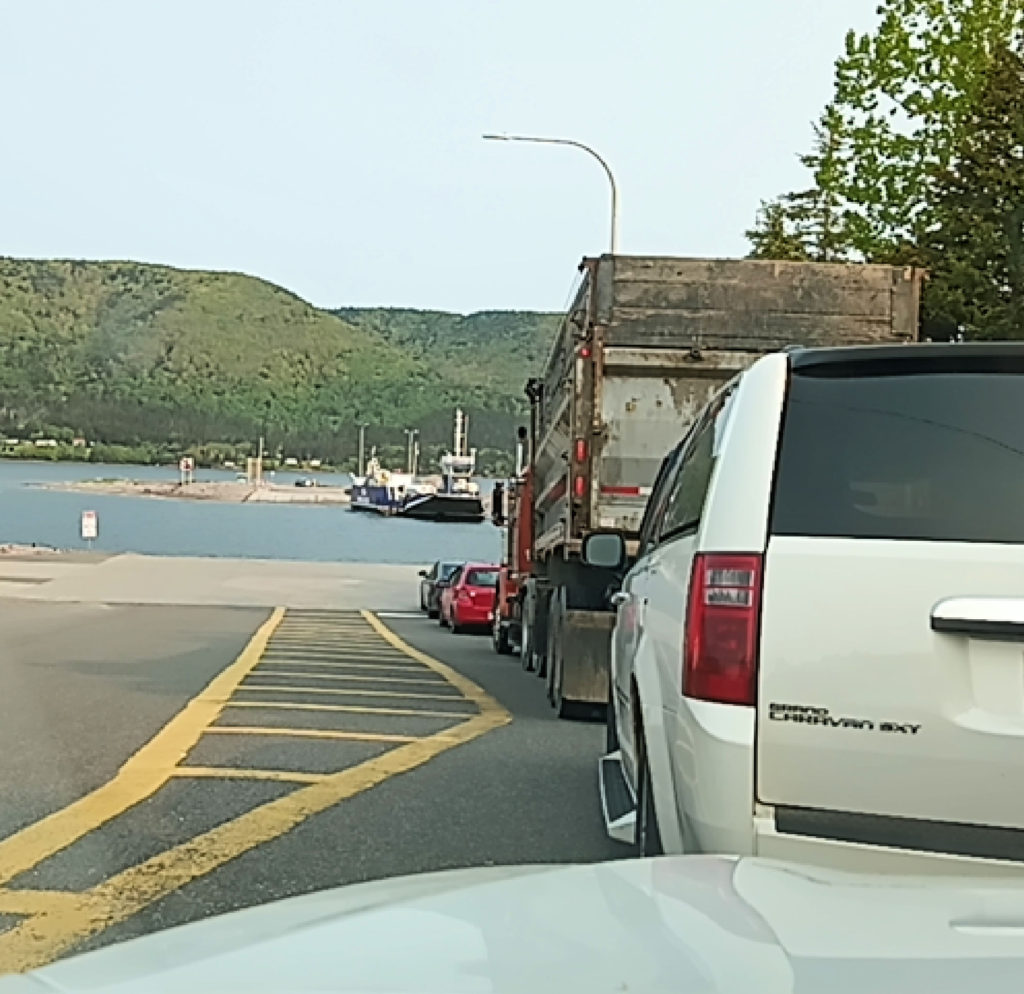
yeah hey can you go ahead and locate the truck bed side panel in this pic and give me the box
[602,257,921,351]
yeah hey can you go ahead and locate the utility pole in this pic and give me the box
[256,434,264,486]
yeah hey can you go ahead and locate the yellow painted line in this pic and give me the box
[0,608,286,887]
[360,611,507,712]
[268,638,385,646]
[0,889,91,916]
[237,683,463,701]
[251,659,426,672]
[267,632,396,639]
[263,645,411,656]
[252,669,447,686]
[266,645,387,651]
[170,767,326,785]
[225,700,475,719]
[0,615,511,972]
[203,725,417,744]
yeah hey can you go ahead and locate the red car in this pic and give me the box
[439,563,499,634]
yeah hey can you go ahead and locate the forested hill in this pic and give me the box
[329,308,558,407]
[0,258,559,467]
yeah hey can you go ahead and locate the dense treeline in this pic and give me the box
[746,0,1024,341]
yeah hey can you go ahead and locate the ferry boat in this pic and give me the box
[349,410,486,523]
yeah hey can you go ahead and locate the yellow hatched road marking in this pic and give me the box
[237,683,464,701]
[225,700,474,719]
[251,659,426,672]
[0,608,286,887]
[268,638,385,646]
[0,612,511,972]
[0,889,91,916]
[203,725,417,744]
[170,767,326,784]
[260,651,411,655]
[251,669,447,686]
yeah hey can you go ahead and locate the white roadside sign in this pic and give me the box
[81,510,98,541]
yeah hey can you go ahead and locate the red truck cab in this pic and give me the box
[491,466,533,655]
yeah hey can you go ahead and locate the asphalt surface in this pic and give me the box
[0,601,270,838]
[0,599,625,971]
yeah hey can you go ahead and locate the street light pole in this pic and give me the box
[482,133,620,254]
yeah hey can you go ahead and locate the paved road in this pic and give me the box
[0,598,625,974]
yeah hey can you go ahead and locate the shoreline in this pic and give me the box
[35,479,352,505]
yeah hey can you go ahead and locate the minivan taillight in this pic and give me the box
[683,553,763,706]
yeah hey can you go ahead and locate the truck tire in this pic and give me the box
[520,616,536,671]
[492,618,512,655]
[546,589,574,717]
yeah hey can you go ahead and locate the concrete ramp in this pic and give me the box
[0,553,419,611]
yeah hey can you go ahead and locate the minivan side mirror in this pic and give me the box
[418,569,428,578]
[582,531,626,570]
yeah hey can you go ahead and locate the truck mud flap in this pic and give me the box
[560,610,614,706]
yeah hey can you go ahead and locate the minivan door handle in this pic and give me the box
[931,597,1024,641]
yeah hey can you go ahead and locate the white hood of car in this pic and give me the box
[7,855,1024,993]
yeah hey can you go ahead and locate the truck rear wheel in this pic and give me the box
[492,618,512,655]
[519,619,535,671]
[546,588,576,719]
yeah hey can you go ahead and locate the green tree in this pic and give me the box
[922,44,1024,339]
[746,200,810,260]
[834,0,1023,259]
[748,0,1024,261]
[750,105,851,262]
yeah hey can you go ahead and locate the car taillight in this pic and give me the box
[683,553,762,706]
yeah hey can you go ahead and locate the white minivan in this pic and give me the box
[594,342,1024,875]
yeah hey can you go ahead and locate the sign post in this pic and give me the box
[80,510,98,549]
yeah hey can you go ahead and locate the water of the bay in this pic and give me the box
[0,461,501,565]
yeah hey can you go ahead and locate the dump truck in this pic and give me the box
[518,254,924,718]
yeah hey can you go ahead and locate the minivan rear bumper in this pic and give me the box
[754,809,1024,878]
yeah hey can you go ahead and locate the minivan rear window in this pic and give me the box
[771,370,1024,543]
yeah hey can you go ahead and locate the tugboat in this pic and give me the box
[348,410,486,523]
[349,454,426,515]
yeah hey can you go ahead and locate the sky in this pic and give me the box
[0,0,881,313]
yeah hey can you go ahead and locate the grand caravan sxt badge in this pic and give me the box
[768,702,921,735]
